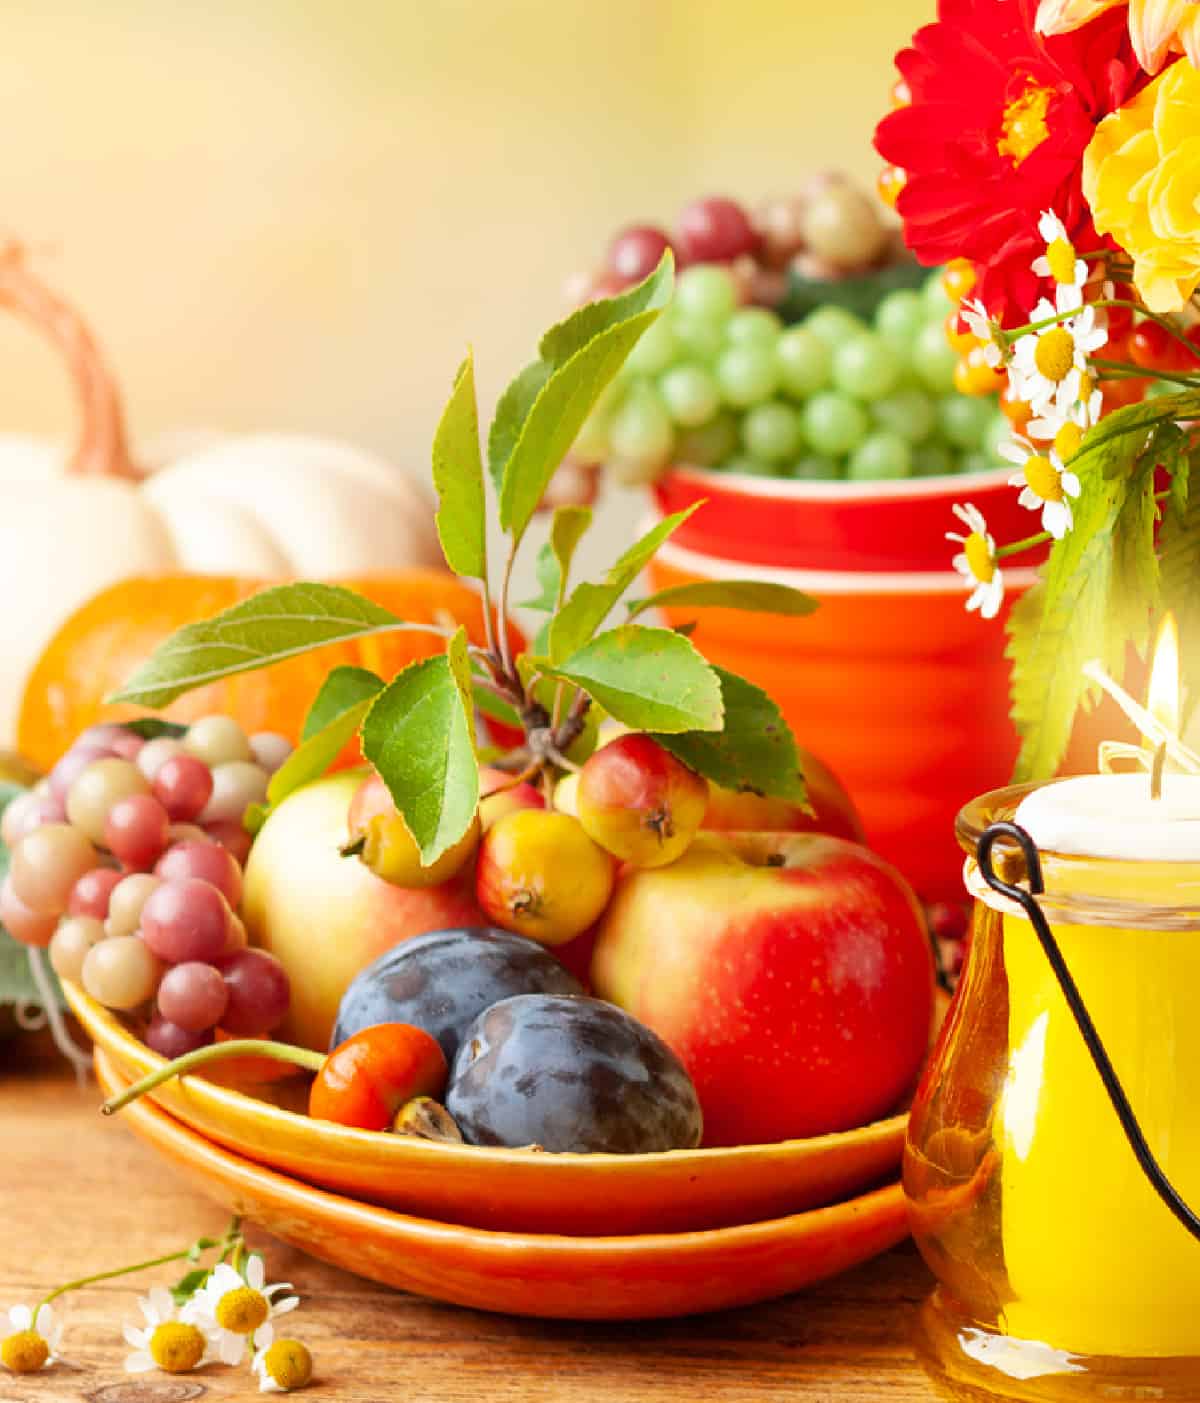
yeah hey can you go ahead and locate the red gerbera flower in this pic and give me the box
[875,0,1147,324]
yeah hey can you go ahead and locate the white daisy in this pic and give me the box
[1032,211,1088,296]
[999,437,1081,539]
[253,1337,314,1393]
[1009,296,1107,415]
[124,1286,213,1376]
[183,1259,298,1366]
[947,503,1005,620]
[960,298,1005,367]
[1,1303,62,1373]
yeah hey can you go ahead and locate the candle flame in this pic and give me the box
[1147,612,1181,737]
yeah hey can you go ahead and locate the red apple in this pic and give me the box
[577,733,708,868]
[478,765,545,831]
[702,745,866,844]
[591,831,933,1146]
[242,771,486,1050]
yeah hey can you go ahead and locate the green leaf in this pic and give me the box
[626,579,819,622]
[170,1268,211,1307]
[488,360,550,490]
[121,718,189,741]
[1070,390,1200,478]
[110,583,435,709]
[302,666,386,741]
[0,783,63,1010]
[654,668,806,803]
[1109,456,1161,659]
[360,638,480,864]
[548,504,700,664]
[520,506,593,613]
[473,683,521,732]
[546,626,723,734]
[499,254,674,542]
[1160,433,1200,723]
[432,353,487,579]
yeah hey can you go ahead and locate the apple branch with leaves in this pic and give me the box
[111,253,819,866]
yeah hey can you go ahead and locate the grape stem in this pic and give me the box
[101,1039,326,1117]
[26,948,92,1086]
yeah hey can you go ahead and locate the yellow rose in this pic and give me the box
[1084,60,1200,314]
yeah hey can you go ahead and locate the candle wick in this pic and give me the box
[1151,742,1168,801]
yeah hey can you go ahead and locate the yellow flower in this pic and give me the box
[1036,0,1200,74]
[1083,60,1200,314]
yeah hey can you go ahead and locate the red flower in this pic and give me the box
[875,0,1147,324]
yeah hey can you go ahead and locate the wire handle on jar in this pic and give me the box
[978,819,1200,1245]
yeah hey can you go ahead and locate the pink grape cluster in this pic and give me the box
[0,716,294,1057]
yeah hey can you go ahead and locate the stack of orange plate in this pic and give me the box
[68,984,912,1321]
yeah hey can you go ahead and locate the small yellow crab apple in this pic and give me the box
[124,1287,213,1376]
[947,503,1005,619]
[999,437,1081,540]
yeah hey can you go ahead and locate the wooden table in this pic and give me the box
[0,1036,940,1403]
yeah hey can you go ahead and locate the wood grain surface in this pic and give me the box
[0,1035,941,1403]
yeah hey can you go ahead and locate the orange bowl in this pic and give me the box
[646,532,1038,903]
[94,1047,909,1321]
[68,981,909,1237]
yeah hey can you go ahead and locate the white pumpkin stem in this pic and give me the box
[0,241,140,479]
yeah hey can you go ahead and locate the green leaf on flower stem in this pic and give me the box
[520,505,594,612]
[109,583,432,709]
[488,360,551,492]
[1070,390,1200,479]
[0,783,64,1010]
[653,668,807,803]
[170,1268,211,1307]
[361,630,479,865]
[547,626,723,735]
[432,353,488,580]
[499,254,674,543]
[1109,457,1161,659]
[302,666,386,741]
[1160,431,1200,726]
[625,579,819,622]
[548,505,701,664]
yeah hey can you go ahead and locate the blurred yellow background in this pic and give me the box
[3,0,927,573]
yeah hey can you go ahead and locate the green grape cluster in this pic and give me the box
[578,264,1011,484]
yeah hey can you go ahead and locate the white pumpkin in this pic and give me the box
[0,244,442,742]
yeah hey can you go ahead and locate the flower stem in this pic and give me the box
[996,530,1052,559]
[1093,358,1200,388]
[100,1040,325,1117]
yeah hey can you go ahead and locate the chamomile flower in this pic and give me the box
[960,298,1005,367]
[183,1259,298,1366]
[947,503,1005,620]
[124,1287,213,1376]
[1,1304,62,1373]
[999,437,1081,539]
[253,1337,314,1393]
[1032,211,1088,296]
[1009,298,1107,415]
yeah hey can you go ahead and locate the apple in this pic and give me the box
[242,770,486,1051]
[702,746,866,844]
[577,733,708,868]
[478,765,544,831]
[591,830,933,1146]
[346,773,480,887]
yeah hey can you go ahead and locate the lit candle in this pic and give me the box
[992,614,1200,1357]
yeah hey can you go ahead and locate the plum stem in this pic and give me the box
[100,1039,326,1116]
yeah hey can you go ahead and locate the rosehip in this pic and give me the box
[577,734,708,868]
[346,774,480,888]
[475,810,615,946]
[309,1023,449,1132]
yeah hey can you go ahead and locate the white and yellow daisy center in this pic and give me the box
[149,1321,207,1374]
[263,1339,314,1391]
[216,1286,270,1335]
[1054,422,1084,459]
[1024,455,1064,502]
[964,533,996,583]
[1046,237,1078,285]
[1,1330,48,1373]
[1034,327,1076,383]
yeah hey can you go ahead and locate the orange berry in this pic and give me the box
[1100,376,1148,413]
[942,259,977,302]
[1000,384,1033,432]
[944,312,981,356]
[890,77,912,109]
[954,347,1006,397]
[877,165,907,210]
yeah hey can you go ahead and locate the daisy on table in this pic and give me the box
[183,1257,299,1365]
[124,1286,215,1376]
[1,1303,64,1374]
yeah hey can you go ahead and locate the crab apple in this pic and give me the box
[701,745,865,844]
[475,810,616,947]
[591,831,934,1146]
[346,773,480,888]
[478,765,544,832]
[577,734,708,868]
[243,771,486,1050]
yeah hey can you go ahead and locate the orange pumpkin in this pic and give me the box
[18,570,521,772]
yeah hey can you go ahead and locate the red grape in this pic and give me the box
[607,225,673,283]
[155,840,243,908]
[1,790,66,846]
[216,948,290,1035]
[157,961,229,1032]
[0,875,58,947]
[145,1013,212,1059]
[141,878,231,964]
[110,731,146,761]
[153,755,214,822]
[137,737,186,782]
[76,724,129,750]
[48,744,115,801]
[676,196,758,263]
[204,821,254,868]
[105,794,171,870]
[68,867,124,919]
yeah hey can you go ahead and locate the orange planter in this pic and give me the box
[647,536,1036,903]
